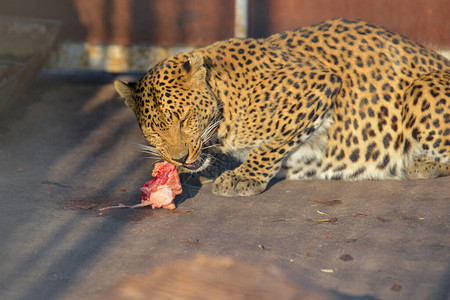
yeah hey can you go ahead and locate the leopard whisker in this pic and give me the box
[141,150,159,156]
[143,155,159,160]
[202,143,220,150]
[152,158,164,163]
[208,154,225,164]
[201,118,222,144]
[181,183,201,190]
[135,143,159,155]
[141,151,159,158]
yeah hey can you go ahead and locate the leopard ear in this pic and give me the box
[114,80,135,108]
[184,53,206,88]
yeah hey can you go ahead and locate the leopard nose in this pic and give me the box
[173,153,189,164]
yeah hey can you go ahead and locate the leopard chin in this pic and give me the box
[181,154,212,173]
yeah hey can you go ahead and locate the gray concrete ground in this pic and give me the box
[0,73,449,300]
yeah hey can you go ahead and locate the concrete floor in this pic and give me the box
[0,72,449,300]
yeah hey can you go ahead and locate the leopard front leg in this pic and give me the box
[212,67,341,196]
[212,143,291,196]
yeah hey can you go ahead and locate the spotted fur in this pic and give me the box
[115,19,450,196]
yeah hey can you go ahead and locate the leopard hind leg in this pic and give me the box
[403,70,450,179]
[406,156,450,179]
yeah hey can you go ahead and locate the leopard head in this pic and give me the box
[114,52,220,171]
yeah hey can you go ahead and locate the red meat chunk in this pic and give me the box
[137,162,182,209]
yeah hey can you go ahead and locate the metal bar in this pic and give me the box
[234,0,248,38]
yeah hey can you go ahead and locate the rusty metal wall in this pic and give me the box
[249,0,450,49]
[3,0,447,48]
[130,0,234,46]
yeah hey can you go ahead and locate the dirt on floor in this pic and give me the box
[0,72,449,300]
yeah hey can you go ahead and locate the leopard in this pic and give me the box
[114,18,450,197]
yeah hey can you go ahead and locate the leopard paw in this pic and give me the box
[212,170,266,197]
[407,156,450,179]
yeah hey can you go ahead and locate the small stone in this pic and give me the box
[339,254,353,261]
[391,283,402,292]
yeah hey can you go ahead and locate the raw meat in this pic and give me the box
[98,162,182,211]
[137,162,182,209]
